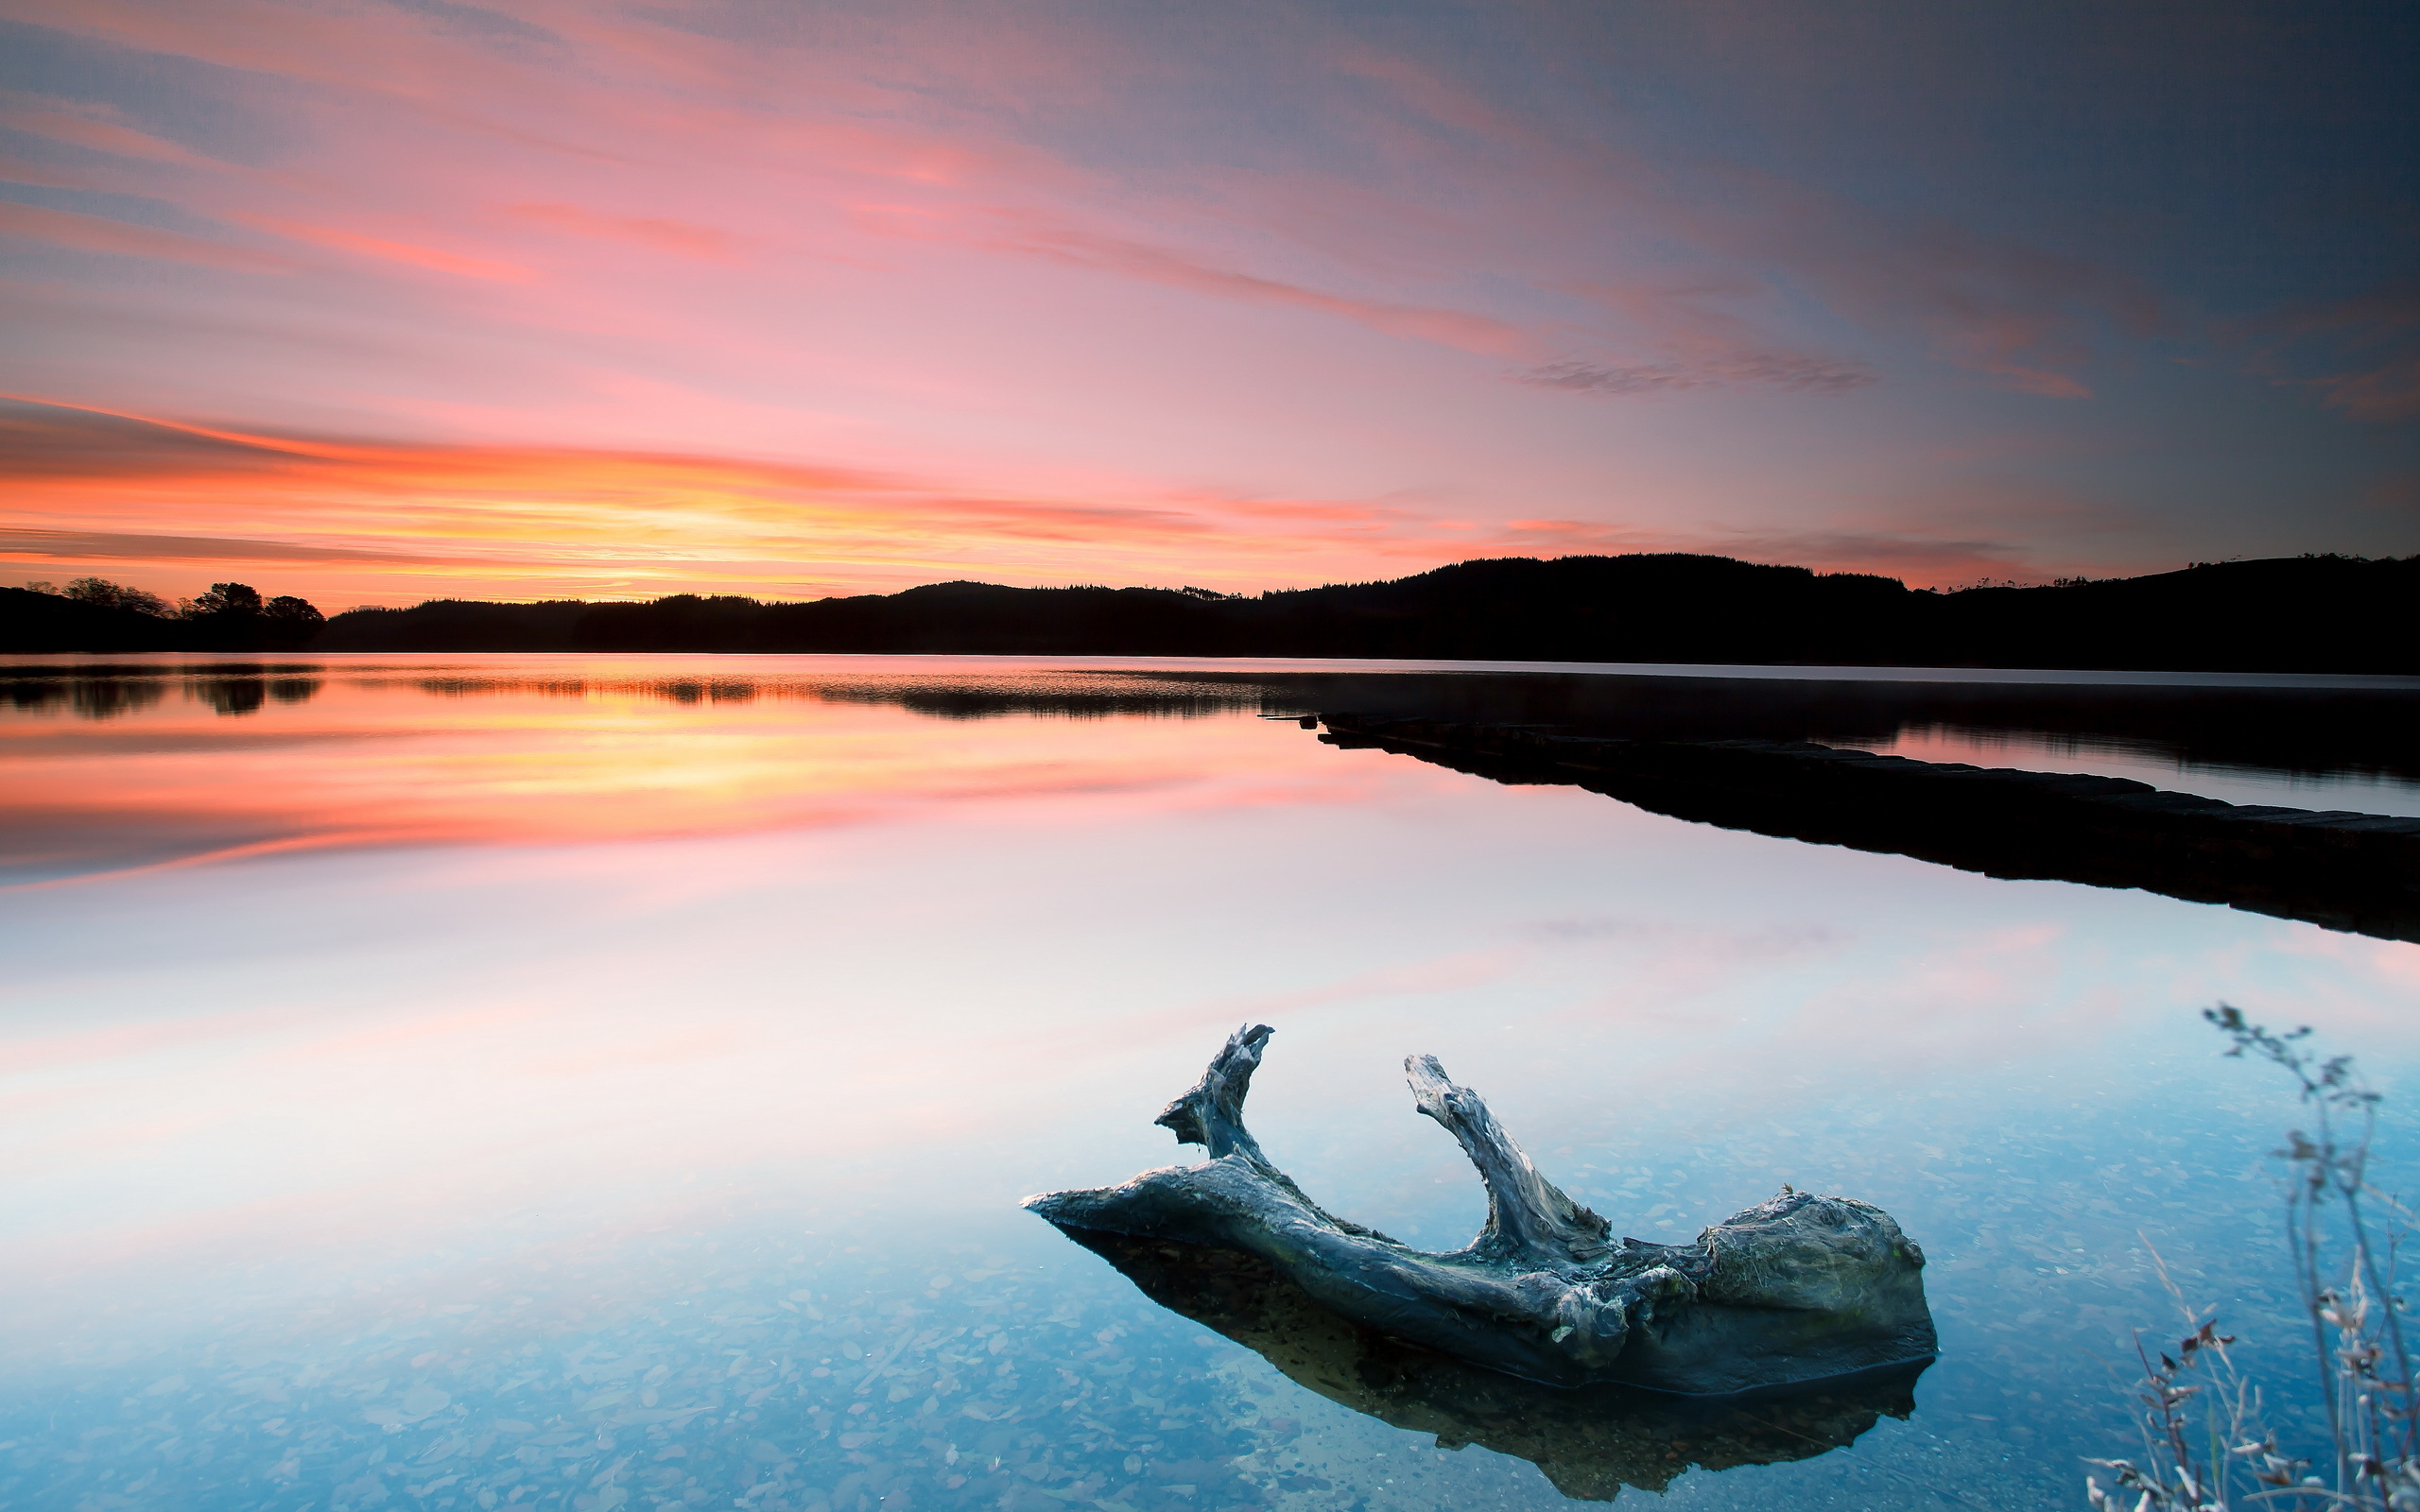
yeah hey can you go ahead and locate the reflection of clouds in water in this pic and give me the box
[404,672,1272,719]
[7,729,2416,1298]
[1876,722,2420,817]
[0,659,1290,725]
[4,657,2420,1507]
[17,810,2330,1290]
[0,678,1391,886]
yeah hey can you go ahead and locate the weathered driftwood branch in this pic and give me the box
[1026,1025,1935,1394]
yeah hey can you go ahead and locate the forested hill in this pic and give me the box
[9,553,2417,672]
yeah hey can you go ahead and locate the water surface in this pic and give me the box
[5,654,2419,1511]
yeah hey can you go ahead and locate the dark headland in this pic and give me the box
[1317,714,2420,945]
[6,552,2415,672]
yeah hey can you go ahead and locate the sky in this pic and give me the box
[0,0,2415,608]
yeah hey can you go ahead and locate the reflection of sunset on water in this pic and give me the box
[0,656,1392,884]
[6,658,2420,1511]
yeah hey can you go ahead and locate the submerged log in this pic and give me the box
[1025,1026,1935,1395]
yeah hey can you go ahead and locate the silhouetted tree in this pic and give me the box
[61,577,172,616]
[264,595,324,629]
[162,582,327,648]
[188,582,265,618]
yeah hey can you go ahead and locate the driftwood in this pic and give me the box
[1025,1025,1935,1395]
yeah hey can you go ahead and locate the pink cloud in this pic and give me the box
[0,199,294,273]
[505,201,738,261]
[1522,352,1876,397]
[2259,282,2420,422]
[0,98,224,167]
[1012,226,1538,359]
[3,392,2114,598]
[857,203,1541,360]
[0,0,2372,593]
[233,215,532,282]
[1291,34,2159,397]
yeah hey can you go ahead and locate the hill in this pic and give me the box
[11,553,2415,672]
[0,587,194,653]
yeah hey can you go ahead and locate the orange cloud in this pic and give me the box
[0,395,2081,602]
[0,395,1443,602]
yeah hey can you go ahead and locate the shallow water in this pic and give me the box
[1862,725,2420,816]
[5,654,2419,1511]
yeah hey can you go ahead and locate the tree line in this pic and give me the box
[309,553,2418,674]
[3,577,325,652]
[21,576,324,627]
[7,552,2415,671]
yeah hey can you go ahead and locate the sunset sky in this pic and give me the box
[2,0,2415,607]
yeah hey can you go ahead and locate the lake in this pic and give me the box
[6,652,2420,1511]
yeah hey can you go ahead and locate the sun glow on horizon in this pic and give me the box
[0,392,2118,607]
[2,3,2412,602]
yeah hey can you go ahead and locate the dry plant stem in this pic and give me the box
[2090,1009,2420,1512]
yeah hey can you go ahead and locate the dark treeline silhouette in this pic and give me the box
[9,554,2416,670]
[312,553,2420,671]
[1,578,324,652]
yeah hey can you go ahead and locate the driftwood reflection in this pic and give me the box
[1060,1227,1928,1503]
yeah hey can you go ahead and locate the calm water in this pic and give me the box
[6,653,2420,1512]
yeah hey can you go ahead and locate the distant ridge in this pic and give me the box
[7,553,2416,673]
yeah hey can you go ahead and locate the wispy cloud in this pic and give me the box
[858,204,1540,360]
[0,395,2090,599]
[0,396,1455,598]
[504,202,739,261]
[0,527,446,563]
[2259,281,2420,422]
[1296,35,2158,398]
[233,215,532,282]
[0,97,225,167]
[0,199,293,273]
[0,0,2399,591]
[1520,353,1876,397]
